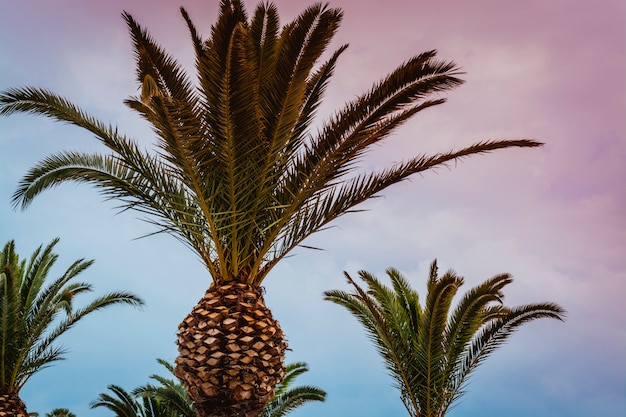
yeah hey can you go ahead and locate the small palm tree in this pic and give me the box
[324,260,565,417]
[0,239,144,417]
[45,409,77,417]
[93,359,325,417]
[0,1,541,415]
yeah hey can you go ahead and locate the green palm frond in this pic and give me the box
[261,385,326,417]
[453,302,565,392]
[272,362,309,397]
[1,1,542,285]
[441,274,511,387]
[134,359,195,417]
[0,239,143,395]
[91,384,139,416]
[325,271,420,414]
[325,260,565,417]
[92,384,171,417]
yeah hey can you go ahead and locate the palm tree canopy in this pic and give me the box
[0,0,541,286]
[324,260,565,417]
[0,239,144,394]
[45,408,77,417]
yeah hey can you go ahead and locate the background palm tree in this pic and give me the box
[0,239,143,417]
[45,408,77,417]
[93,359,325,417]
[324,260,565,417]
[92,385,170,417]
[0,1,541,415]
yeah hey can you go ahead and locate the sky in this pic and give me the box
[0,0,624,416]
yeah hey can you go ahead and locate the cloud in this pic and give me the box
[1,1,624,416]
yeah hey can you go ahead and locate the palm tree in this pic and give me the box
[0,239,143,417]
[45,409,77,417]
[0,1,542,415]
[93,359,325,417]
[324,260,565,417]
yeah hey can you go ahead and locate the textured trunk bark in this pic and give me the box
[175,282,287,417]
[0,393,28,417]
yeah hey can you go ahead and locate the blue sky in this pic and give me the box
[0,0,624,416]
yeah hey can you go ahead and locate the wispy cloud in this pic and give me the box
[1,1,624,416]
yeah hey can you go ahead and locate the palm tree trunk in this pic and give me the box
[175,283,288,417]
[0,393,28,417]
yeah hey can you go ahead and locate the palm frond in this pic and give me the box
[442,273,512,383]
[91,384,144,417]
[134,358,195,417]
[268,139,541,274]
[123,11,195,103]
[262,385,326,417]
[324,271,421,415]
[455,302,565,388]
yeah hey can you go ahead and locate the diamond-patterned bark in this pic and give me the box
[0,393,28,417]
[175,283,287,417]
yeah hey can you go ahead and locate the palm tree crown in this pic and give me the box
[0,0,540,286]
[0,239,144,417]
[324,260,565,417]
[45,409,77,417]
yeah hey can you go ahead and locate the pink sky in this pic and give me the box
[1,1,624,416]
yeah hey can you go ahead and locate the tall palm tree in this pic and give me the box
[0,239,143,417]
[324,260,565,417]
[0,1,542,416]
[93,359,325,417]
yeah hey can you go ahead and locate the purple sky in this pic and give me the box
[1,1,624,416]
